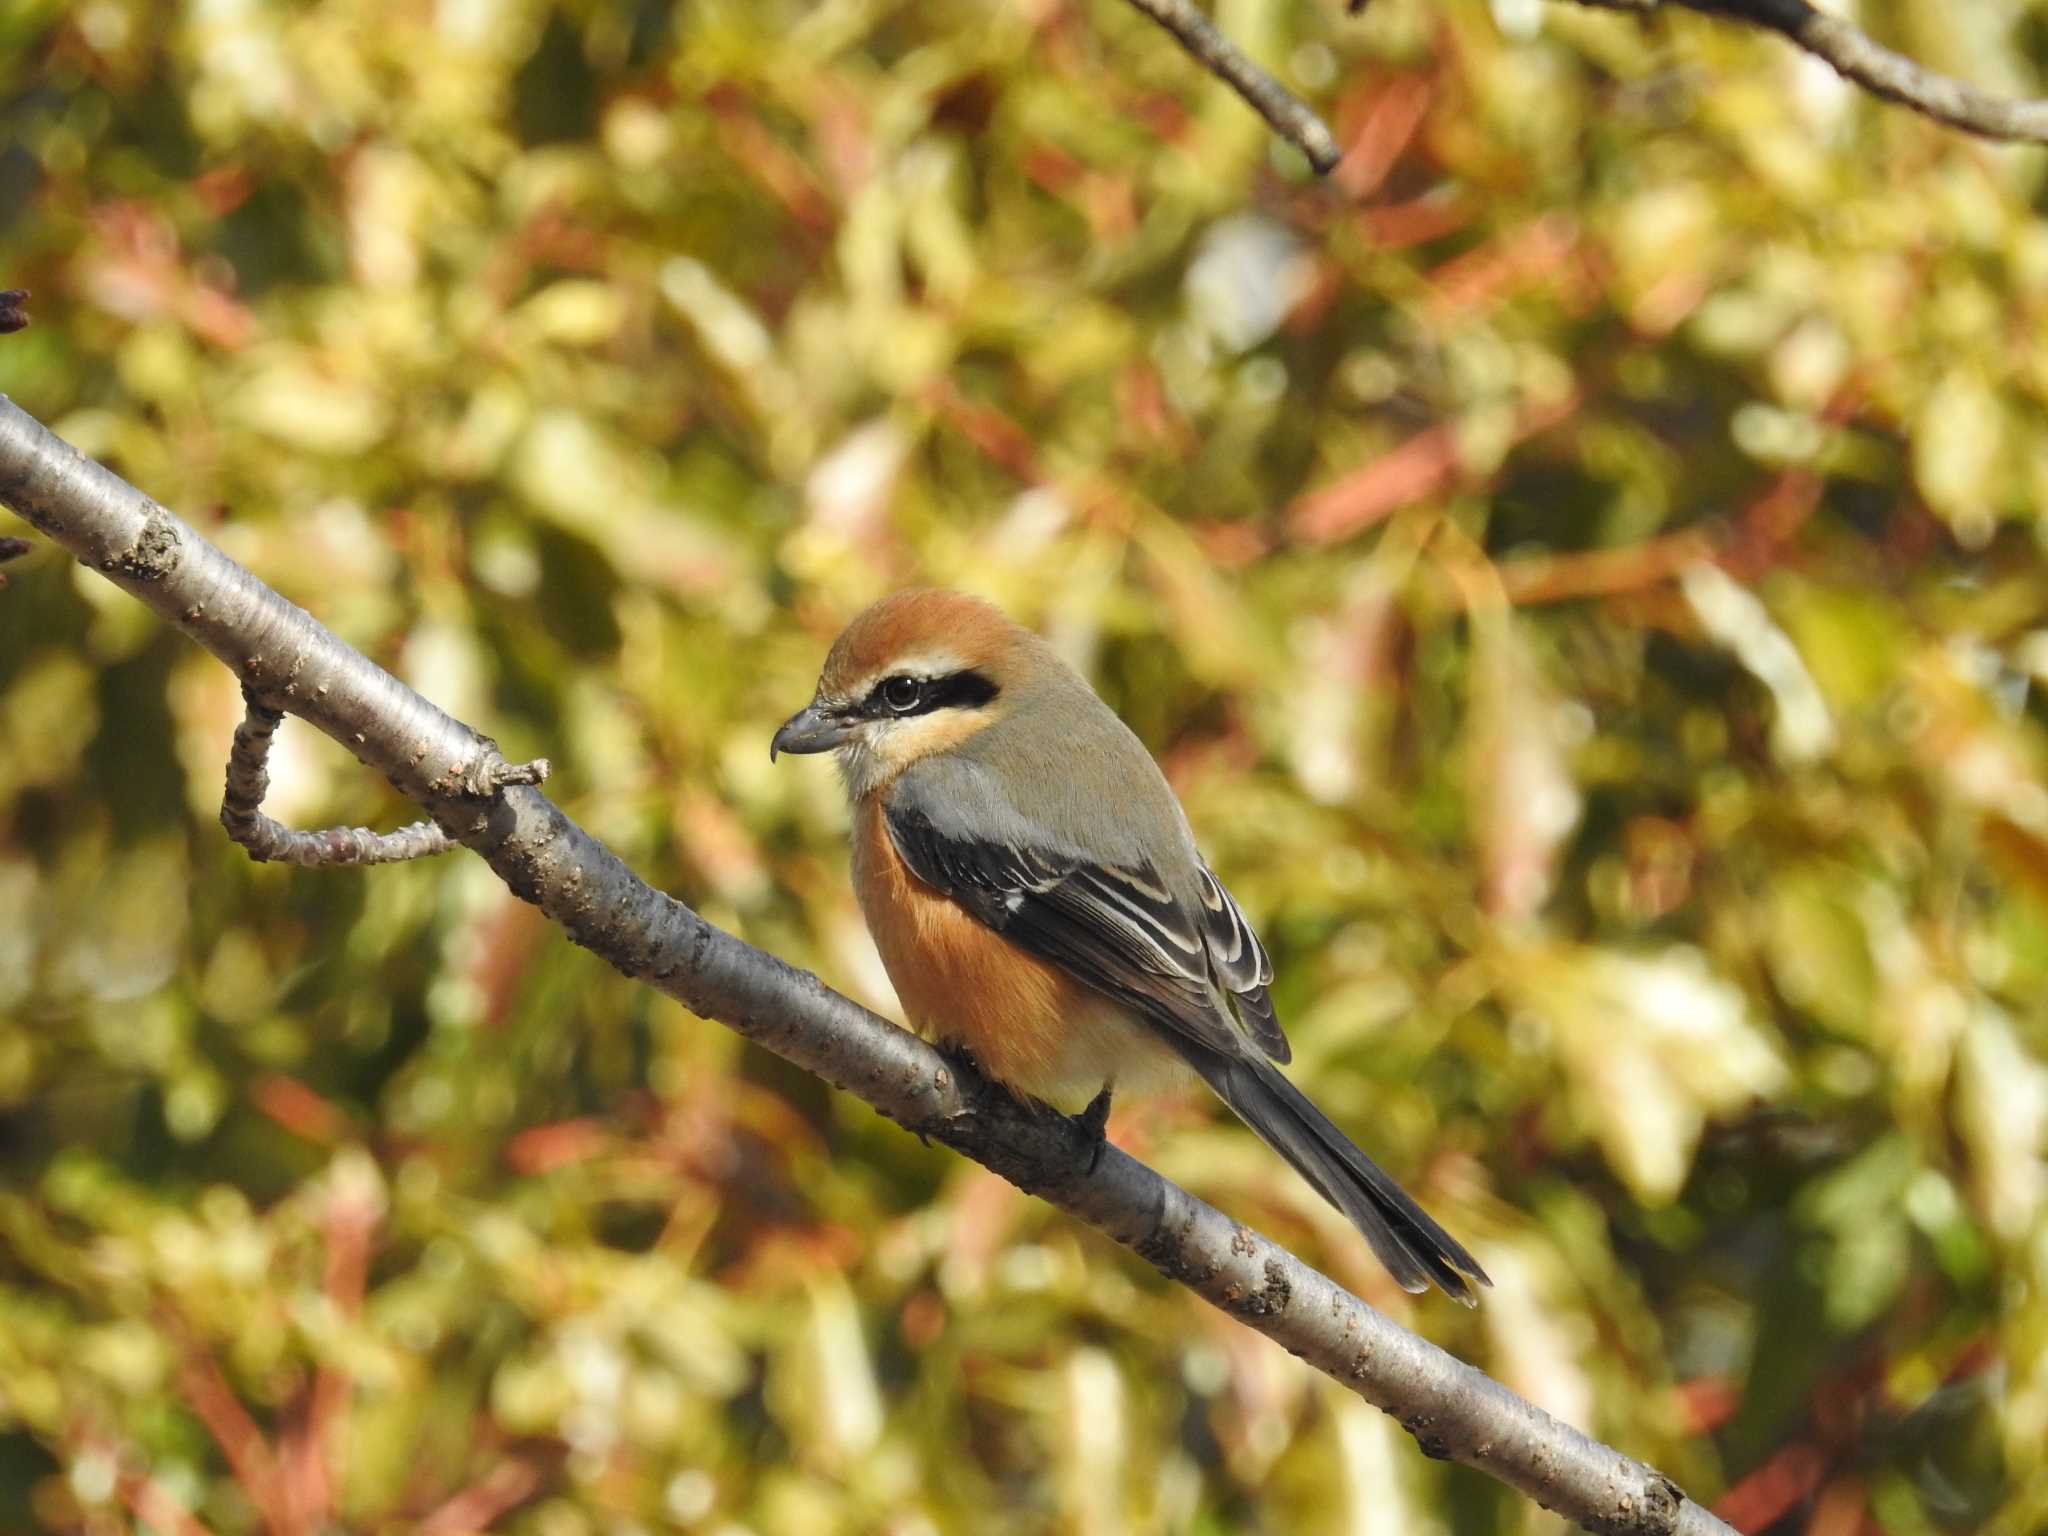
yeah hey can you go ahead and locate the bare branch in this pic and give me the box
[1714,0,2048,141]
[221,691,453,865]
[1581,0,2048,144]
[1116,0,1341,171]
[0,393,1735,1536]
[219,689,547,865]
[1141,0,2048,166]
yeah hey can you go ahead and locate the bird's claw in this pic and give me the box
[1074,1086,1113,1173]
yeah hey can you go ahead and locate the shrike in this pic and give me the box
[774,588,1487,1302]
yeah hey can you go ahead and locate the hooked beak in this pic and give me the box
[771,701,854,761]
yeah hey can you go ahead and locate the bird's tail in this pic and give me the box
[1186,1049,1489,1305]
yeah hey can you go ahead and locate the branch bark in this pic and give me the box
[1122,0,2048,192]
[0,393,1734,1536]
[1117,0,1342,171]
[1579,0,2048,144]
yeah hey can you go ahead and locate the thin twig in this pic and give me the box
[1707,0,2048,142]
[220,689,547,866]
[1581,0,2048,144]
[1116,0,1341,171]
[0,393,1734,1536]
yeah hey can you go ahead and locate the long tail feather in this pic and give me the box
[1185,1049,1489,1304]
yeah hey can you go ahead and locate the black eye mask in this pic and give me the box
[861,669,999,719]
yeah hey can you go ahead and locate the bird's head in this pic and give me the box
[772,588,1026,796]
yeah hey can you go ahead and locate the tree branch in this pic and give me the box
[0,393,1734,1536]
[1580,0,2048,144]
[219,688,546,865]
[1116,0,1342,171]
[1079,0,2046,187]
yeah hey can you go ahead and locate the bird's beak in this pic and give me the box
[771,701,853,761]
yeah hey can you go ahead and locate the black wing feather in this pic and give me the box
[885,802,1243,1057]
[884,802,1285,1060]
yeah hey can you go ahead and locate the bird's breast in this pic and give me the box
[850,797,1184,1105]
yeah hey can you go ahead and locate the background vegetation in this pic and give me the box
[4,0,2048,1530]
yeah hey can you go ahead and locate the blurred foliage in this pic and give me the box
[3,0,2048,1531]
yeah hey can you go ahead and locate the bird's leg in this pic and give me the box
[1074,1085,1114,1172]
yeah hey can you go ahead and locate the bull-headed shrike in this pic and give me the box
[773,588,1487,1303]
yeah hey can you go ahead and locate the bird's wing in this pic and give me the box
[884,764,1287,1063]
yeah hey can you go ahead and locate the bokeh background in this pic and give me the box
[4,0,2048,1531]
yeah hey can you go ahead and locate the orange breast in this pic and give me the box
[851,797,1111,1103]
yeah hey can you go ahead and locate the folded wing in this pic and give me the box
[883,794,1283,1062]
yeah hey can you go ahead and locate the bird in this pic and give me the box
[772,588,1488,1303]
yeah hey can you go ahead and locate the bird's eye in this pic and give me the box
[881,675,923,712]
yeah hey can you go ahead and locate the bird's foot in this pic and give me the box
[1074,1086,1114,1173]
[918,1039,987,1147]
[936,1037,983,1079]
